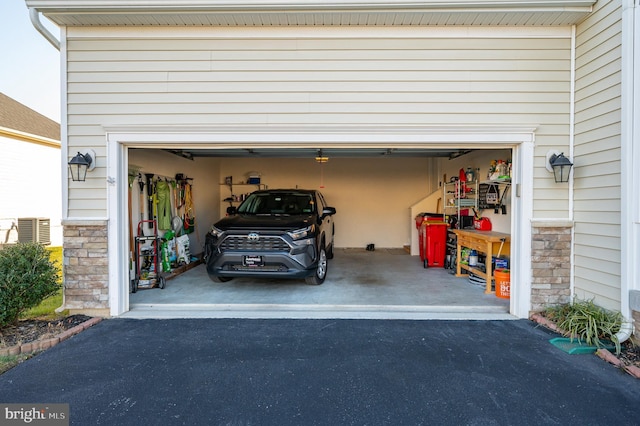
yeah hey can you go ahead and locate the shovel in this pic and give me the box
[145,173,154,227]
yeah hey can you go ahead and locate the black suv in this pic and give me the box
[204,189,336,285]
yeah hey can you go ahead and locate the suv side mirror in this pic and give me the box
[322,207,336,217]
[226,206,237,215]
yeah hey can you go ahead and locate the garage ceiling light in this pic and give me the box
[316,149,329,163]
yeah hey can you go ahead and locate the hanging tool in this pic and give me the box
[182,181,194,234]
[128,167,141,262]
[127,172,135,251]
[138,174,146,235]
[496,184,510,215]
[145,173,155,226]
[175,173,186,210]
[171,178,182,236]
[153,183,158,230]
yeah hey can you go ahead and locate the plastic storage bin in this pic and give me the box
[418,222,449,268]
[415,213,445,229]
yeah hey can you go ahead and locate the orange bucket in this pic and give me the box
[494,269,510,299]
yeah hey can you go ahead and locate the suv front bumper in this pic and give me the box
[205,233,319,280]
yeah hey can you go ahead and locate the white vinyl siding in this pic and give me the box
[65,26,572,218]
[573,0,622,310]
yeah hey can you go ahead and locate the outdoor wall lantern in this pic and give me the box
[68,149,96,182]
[545,150,573,183]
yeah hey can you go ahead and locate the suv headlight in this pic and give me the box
[210,225,224,238]
[288,225,315,241]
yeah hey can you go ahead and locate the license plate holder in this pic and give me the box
[243,255,264,267]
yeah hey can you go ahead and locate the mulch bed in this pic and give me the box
[530,312,640,378]
[616,342,640,367]
[0,315,94,353]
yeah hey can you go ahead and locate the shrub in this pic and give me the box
[545,298,624,354]
[0,243,61,327]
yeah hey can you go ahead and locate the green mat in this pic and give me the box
[549,337,615,355]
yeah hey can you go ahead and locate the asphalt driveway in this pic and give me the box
[1,319,638,425]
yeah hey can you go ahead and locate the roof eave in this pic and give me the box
[25,0,597,13]
[25,0,596,26]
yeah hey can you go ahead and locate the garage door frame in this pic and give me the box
[105,124,535,318]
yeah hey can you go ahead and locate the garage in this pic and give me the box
[32,0,631,322]
[39,0,581,320]
[105,125,533,319]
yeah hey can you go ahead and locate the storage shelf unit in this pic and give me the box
[443,180,478,227]
[478,180,511,214]
[220,181,266,217]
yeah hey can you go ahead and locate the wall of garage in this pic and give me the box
[128,149,222,255]
[218,156,438,249]
[572,0,623,310]
[65,25,572,222]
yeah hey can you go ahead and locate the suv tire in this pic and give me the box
[209,274,233,283]
[305,245,328,285]
[326,242,334,260]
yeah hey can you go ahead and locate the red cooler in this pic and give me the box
[418,222,448,268]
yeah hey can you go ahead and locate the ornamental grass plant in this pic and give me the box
[545,298,624,355]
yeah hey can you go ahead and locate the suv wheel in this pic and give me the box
[326,242,334,259]
[305,246,328,285]
[209,274,233,283]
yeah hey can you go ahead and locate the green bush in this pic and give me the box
[545,298,623,354]
[0,243,61,327]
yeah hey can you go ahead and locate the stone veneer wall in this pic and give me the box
[62,220,110,316]
[530,222,573,314]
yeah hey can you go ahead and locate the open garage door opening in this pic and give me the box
[123,144,517,319]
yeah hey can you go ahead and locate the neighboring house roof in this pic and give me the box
[0,92,60,147]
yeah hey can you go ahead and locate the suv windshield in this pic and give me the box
[237,192,316,215]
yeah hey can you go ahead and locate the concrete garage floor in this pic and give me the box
[127,248,512,320]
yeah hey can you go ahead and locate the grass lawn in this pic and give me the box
[0,354,33,374]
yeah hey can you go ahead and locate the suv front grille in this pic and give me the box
[220,235,290,252]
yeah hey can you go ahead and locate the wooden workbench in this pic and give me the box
[452,229,510,294]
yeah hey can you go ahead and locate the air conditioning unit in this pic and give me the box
[18,218,51,245]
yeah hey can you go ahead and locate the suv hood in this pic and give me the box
[214,214,314,232]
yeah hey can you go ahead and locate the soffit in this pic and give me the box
[27,0,595,26]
